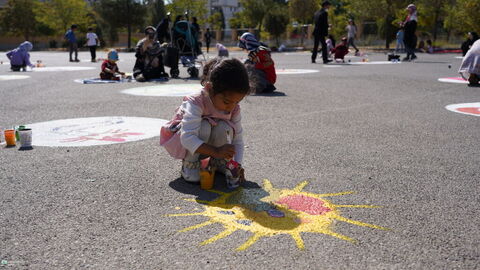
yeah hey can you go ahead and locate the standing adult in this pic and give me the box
[312,1,332,64]
[402,4,418,61]
[157,12,171,44]
[204,28,212,53]
[85,27,99,62]
[65,24,79,62]
[346,19,359,55]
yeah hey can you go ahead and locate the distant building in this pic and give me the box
[208,0,242,30]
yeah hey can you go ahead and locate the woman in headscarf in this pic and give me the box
[238,32,277,93]
[459,39,480,86]
[6,41,35,71]
[402,4,418,61]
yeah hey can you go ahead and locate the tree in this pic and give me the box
[444,0,480,38]
[93,0,147,48]
[264,7,290,46]
[166,0,207,25]
[36,0,94,36]
[145,0,167,27]
[289,0,319,24]
[239,0,275,35]
[0,0,40,40]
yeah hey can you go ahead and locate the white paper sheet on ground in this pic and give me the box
[121,83,201,97]
[0,75,30,81]
[74,78,128,84]
[32,66,96,72]
[276,69,319,74]
[27,116,168,147]
[349,61,400,65]
[438,77,468,84]
[445,103,480,117]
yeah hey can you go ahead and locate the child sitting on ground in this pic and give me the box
[160,57,250,185]
[6,41,35,71]
[331,37,349,62]
[100,50,125,81]
[238,32,277,93]
[216,43,229,57]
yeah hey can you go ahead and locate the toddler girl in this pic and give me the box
[160,58,251,184]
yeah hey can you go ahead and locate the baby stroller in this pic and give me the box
[171,19,200,78]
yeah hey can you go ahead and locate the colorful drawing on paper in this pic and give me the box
[33,66,95,72]
[438,77,468,84]
[27,116,167,147]
[276,69,319,74]
[0,75,30,81]
[349,61,400,65]
[121,83,201,97]
[167,179,388,251]
[445,102,480,117]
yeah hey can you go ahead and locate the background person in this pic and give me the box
[311,1,332,64]
[402,4,418,61]
[238,32,277,93]
[65,24,79,62]
[86,27,99,62]
[6,41,35,71]
[100,50,125,81]
[133,26,168,82]
[204,28,212,53]
[346,19,359,55]
[459,39,480,86]
[461,32,479,56]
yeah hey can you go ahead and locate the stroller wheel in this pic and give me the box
[170,68,179,78]
[188,67,199,78]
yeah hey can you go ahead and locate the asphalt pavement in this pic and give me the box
[0,49,479,269]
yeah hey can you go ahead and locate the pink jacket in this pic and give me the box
[160,89,240,159]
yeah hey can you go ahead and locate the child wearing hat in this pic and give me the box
[6,41,35,71]
[331,37,349,62]
[100,50,125,81]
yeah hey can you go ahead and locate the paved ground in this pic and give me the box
[1,49,479,269]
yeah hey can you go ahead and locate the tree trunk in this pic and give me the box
[126,0,131,49]
[433,10,439,42]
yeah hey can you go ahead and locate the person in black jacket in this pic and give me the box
[402,4,418,61]
[157,12,171,44]
[133,26,168,82]
[461,32,479,56]
[311,1,332,64]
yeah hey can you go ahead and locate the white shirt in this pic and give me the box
[86,32,98,46]
[346,25,356,39]
[179,100,244,164]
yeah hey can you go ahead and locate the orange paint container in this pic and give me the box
[200,169,215,190]
[4,129,16,146]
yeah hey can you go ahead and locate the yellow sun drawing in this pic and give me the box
[167,179,388,251]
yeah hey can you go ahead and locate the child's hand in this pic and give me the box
[214,144,235,159]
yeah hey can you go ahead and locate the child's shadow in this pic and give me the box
[253,91,286,97]
[169,174,261,202]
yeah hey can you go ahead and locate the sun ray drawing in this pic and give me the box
[167,179,389,251]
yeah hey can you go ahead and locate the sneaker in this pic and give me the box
[74,59,80,62]
[410,55,417,61]
[323,59,333,64]
[264,84,276,93]
[135,74,146,82]
[402,57,410,62]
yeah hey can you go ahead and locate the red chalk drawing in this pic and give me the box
[60,129,144,143]
[277,194,332,215]
[456,107,480,115]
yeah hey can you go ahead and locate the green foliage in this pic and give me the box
[444,0,480,36]
[264,5,290,46]
[145,0,167,26]
[0,0,42,40]
[289,0,319,24]
[166,0,208,25]
[36,0,94,36]
[208,10,224,31]
[239,0,275,32]
[93,0,147,47]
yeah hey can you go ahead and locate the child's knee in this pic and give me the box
[198,119,212,141]
[210,120,233,145]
